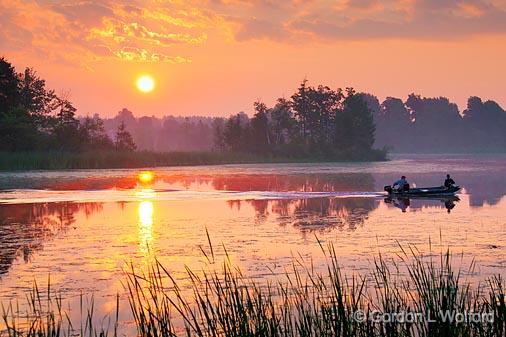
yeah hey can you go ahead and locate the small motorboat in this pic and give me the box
[384,185,460,196]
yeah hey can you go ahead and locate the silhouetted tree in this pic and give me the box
[51,93,80,150]
[335,88,375,157]
[222,113,249,152]
[249,101,271,154]
[115,121,136,151]
[79,115,114,150]
[215,80,384,160]
[270,98,295,150]
[1,59,35,150]
[310,85,342,151]
[0,59,57,150]
[462,96,506,150]
[19,67,58,126]
[0,57,116,153]
[212,118,226,151]
[291,79,312,145]
[405,94,462,152]
[377,97,412,151]
[0,57,20,115]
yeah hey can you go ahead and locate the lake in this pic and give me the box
[0,154,505,334]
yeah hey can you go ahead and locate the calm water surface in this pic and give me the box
[0,154,505,332]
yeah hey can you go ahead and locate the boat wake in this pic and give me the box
[0,188,385,204]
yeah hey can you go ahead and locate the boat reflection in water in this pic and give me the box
[384,195,460,213]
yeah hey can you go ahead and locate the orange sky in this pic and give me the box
[2,0,506,117]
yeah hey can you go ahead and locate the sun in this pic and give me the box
[136,75,155,93]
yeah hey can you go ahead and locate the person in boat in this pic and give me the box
[444,174,456,189]
[392,176,409,192]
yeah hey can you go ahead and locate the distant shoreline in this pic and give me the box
[0,150,388,171]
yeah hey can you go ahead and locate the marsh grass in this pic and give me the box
[1,277,119,337]
[125,242,506,337]
[0,151,268,171]
[1,243,505,337]
[0,150,387,171]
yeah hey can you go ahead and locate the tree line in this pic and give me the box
[100,109,216,152]
[4,56,505,158]
[1,56,384,160]
[361,94,506,153]
[0,57,136,152]
[103,93,506,155]
[213,80,385,160]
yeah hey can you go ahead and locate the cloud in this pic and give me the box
[214,0,506,41]
[91,20,207,45]
[0,0,211,68]
[50,2,114,26]
[285,0,506,40]
[234,17,289,41]
[113,47,191,63]
[2,0,506,69]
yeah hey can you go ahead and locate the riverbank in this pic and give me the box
[0,149,387,171]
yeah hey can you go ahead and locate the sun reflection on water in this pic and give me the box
[138,171,155,185]
[137,187,155,256]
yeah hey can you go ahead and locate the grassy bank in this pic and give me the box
[2,244,505,337]
[0,150,388,171]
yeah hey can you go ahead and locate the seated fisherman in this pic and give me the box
[392,176,409,192]
[444,174,455,189]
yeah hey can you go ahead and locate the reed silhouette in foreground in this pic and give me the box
[2,243,505,337]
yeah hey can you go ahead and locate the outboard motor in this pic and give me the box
[384,185,393,194]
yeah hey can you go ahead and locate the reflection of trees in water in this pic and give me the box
[3,172,375,192]
[211,173,375,192]
[0,202,103,276]
[1,177,138,191]
[156,173,376,192]
[230,197,378,232]
[461,173,506,207]
[48,178,137,190]
[220,173,377,231]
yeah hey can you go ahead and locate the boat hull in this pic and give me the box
[385,185,460,197]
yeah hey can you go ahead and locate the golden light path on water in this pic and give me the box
[137,191,154,256]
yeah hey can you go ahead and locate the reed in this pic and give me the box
[125,242,506,337]
[0,150,387,171]
[2,244,504,336]
[1,277,118,337]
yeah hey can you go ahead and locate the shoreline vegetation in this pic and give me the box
[0,150,387,171]
[1,243,505,337]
